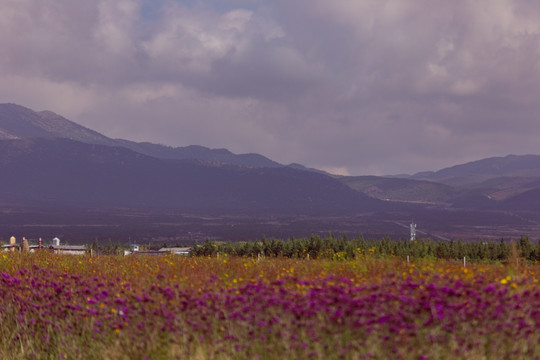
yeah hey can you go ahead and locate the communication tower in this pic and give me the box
[410,222,416,241]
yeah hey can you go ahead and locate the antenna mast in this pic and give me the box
[410,221,416,241]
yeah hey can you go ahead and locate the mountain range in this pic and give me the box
[337,154,540,212]
[1,102,540,226]
[0,103,281,168]
[0,103,384,214]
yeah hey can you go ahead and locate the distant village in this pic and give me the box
[1,236,191,256]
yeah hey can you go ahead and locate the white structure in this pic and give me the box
[52,237,61,246]
[410,222,416,241]
[124,244,140,256]
[52,245,87,255]
[159,247,191,255]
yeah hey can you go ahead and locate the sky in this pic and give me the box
[1,0,540,176]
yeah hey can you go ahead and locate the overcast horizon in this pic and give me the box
[2,0,540,176]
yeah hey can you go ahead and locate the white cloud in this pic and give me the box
[450,79,482,96]
[94,0,140,55]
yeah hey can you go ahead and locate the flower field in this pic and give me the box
[0,252,539,359]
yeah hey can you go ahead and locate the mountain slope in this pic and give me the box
[0,103,117,145]
[0,103,283,168]
[0,138,384,214]
[4,103,540,214]
[501,188,540,212]
[410,155,540,186]
[338,176,460,204]
[114,139,281,168]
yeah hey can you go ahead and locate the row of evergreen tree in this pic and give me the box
[191,235,540,262]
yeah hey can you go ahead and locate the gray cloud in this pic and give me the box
[1,0,540,175]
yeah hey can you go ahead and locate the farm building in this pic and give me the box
[159,247,191,255]
[51,245,87,255]
[2,236,86,255]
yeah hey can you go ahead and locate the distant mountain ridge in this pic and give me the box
[114,139,282,168]
[3,103,540,215]
[0,103,116,145]
[0,103,388,214]
[336,155,540,212]
[338,175,459,204]
[0,103,281,168]
[0,137,383,214]
[409,155,540,186]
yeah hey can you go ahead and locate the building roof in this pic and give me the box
[159,247,191,253]
[52,245,87,251]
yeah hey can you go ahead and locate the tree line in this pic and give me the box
[191,235,540,262]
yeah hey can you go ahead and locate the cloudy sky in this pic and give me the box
[1,0,540,175]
